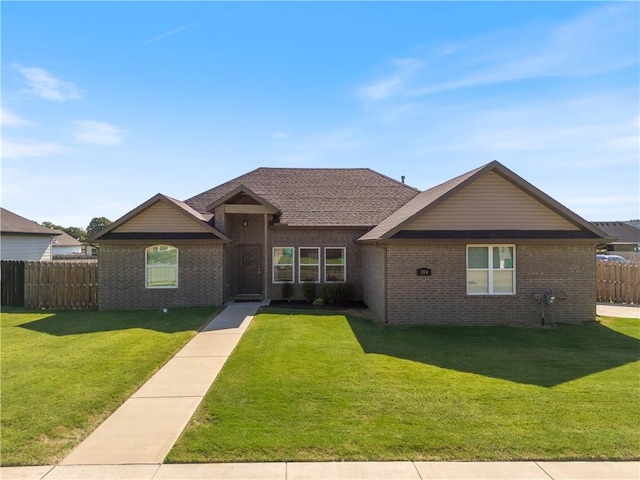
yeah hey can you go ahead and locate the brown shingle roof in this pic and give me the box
[591,222,640,244]
[0,208,63,235]
[185,168,420,227]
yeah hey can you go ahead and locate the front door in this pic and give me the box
[239,245,262,296]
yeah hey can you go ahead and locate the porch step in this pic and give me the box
[229,295,268,303]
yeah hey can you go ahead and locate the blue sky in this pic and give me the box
[2,1,638,230]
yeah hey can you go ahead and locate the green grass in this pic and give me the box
[168,310,640,462]
[1,306,219,466]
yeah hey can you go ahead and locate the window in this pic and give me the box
[467,245,515,295]
[273,247,294,283]
[325,247,346,282]
[299,247,320,282]
[146,245,178,288]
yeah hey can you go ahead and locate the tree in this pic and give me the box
[42,221,62,230]
[86,217,112,238]
[64,227,87,241]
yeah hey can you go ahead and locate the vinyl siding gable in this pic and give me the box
[113,202,212,233]
[405,171,579,231]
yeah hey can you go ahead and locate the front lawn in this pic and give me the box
[168,310,640,462]
[0,307,219,466]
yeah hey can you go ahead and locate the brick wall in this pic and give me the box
[361,245,386,323]
[381,242,595,326]
[99,242,224,310]
[267,227,368,301]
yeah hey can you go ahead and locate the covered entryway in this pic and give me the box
[206,185,279,302]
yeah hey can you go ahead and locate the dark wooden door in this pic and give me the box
[239,246,261,295]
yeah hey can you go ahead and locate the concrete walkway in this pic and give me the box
[59,302,263,466]
[2,461,638,479]
[596,303,640,319]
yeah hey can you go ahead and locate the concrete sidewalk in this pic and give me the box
[596,303,640,319]
[59,302,263,466]
[2,461,638,479]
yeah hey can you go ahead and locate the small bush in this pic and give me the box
[312,298,324,307]
[303,282,317,303]
[323,283,353,307]
[281,282,293,301]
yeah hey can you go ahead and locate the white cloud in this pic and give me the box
[143,23,198,45]
[270,131,291,140]
[413,4,638,96]
[357,58,424,101]
[1,107,32,127]
[402,90,639,169]
[1,140,70,160]
[73,121,128,146]
[270,128,363,165]
[357,4,638,101]
[14,65,83,101]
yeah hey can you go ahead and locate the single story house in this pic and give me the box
[0,208,63,261]
[52,231,83,256]
[91,161,610,325]
[592,221,640,253]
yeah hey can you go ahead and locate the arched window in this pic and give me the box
[146,245,178,288]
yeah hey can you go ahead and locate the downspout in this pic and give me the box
[383,244,388,324]
[263,213,268,300]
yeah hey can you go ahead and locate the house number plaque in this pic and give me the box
[416,268,432,276]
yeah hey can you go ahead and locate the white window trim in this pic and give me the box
[466,244,516,295]
[298,247,320,283]
[324,247,346,283]
[145,245,179,289]
[272,247,295,284]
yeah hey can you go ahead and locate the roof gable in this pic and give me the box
[360,161,609,241]
[185,168,419,227]
[89,194,230,242]
[206,185,280,214]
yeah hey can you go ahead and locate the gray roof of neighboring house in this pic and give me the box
[185,168,420,227]
[591,222,640,244]
[53,231,82,247]
[0,208,63,236]
[360,161,610,241]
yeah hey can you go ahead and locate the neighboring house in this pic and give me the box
[91,161,610,325]
[52,231,83,256]
[82,243,98,256]
[0,208,63,261]
[591,222,640,253]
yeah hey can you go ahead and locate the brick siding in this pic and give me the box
[99,242,224,310]
[361,245,386,322]
[267,227,368,301]
[363,242,595,325]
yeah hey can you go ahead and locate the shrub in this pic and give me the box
[303,282,317,303]
[323,283,353,307]
[281,282,293,301]
[312,298,325,307]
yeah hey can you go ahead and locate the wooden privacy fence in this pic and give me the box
[1,261,26,306]
[23,261,98,309]
[597,262,639,304]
